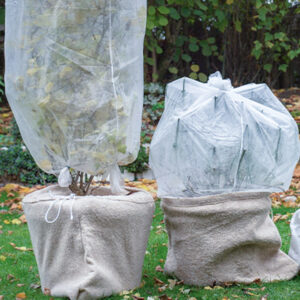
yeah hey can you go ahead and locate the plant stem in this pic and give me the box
[69,171,94,196]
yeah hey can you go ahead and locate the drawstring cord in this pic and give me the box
[45,191,75,224]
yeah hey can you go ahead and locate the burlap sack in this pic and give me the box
[161,192,299,286]
[22,185,155,300]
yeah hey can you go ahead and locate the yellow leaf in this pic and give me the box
[0,255,6,261]
[2,184,20,193]
[59,66,72,78]
[26,68,39,76]
[16,292,26,299]
[18,187,33,197]
[1,113,10,118]
[11,219,22,225]
[4,220,10,225]
[119,290,131,296]
[45,82,54,93]
[39,160,52,171]
[204,286,213,290]
[191,64,200,72]
[38,95,51,108]
[226,0,234,4]
[214,285,224,289]
[15,246,30,252]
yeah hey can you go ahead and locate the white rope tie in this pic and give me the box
[45,192,76,224]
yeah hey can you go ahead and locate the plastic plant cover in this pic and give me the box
[5,0,146,177]
[150,72,300,198]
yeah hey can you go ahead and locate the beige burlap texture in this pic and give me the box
[161,192,299,286]
[22,185,155,300]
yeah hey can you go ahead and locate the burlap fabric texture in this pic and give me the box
[161,192,299,286]
[23,185,155,300]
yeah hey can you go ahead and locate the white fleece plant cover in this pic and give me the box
[150,72,300,198]
[5,0,146,177]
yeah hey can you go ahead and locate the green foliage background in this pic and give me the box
[0,1,299,88]
[144,0,300,87]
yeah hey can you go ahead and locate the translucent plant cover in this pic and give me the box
[150,72,300,198]
[5,0,146,177]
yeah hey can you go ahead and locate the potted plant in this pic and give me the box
[5,1,154,299]
[150,72,300,286]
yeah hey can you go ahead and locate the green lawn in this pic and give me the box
[0,192,300,300]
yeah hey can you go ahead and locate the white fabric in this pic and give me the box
[23,185,155,300]
[150,72,300,197]
[58,167,73,188]
[5,0,147,177]
[289,209,300,265]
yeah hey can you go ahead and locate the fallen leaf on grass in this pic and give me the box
[243,290,259,296]
[11,219,22,225]
[155,265,164,272]
[29,283,41,290]
[44,288,51,295]
[168,279,177,290]
[0,295,3,300]
[246,287,266,292]
[261,295,268,300]
[283,201,298,208]
[10,243,32,252]
[3,220,10,224]
[17,284,25,287]
[19,215,26,224]
[213,286,224,290]
[132,294,144,300]
[1,184,20,193]
[15,246,32,252]
[159,295,172,300]
[139,280,145,288]
[125,180,157,200]
[0,255,6,261]
[120,290,133,296]
[7,274,15,281]
[158,286,167,293]
[154,277,164,285]
[15,292,26,299]
[10,203,21,211]
[179,288,190,294]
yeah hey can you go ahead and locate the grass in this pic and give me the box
[1,192,300,300]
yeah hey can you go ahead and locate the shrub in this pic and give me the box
[145,0,300,87]
[1,84,166,182]
[121,145,149,176]
[0,144,57,185]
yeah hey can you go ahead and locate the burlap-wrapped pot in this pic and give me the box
[161,192,299,286]
[22,185,154,300]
